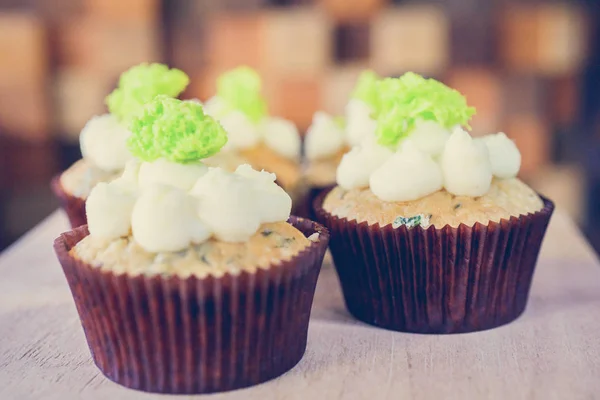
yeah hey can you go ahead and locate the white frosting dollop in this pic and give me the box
[204,95,301,159]
[305,112,345,161]
[138,159,208,191]
[441,127,492,197]
[86,182,136,239]
[80,114,134,171]
[261,117,301,160]
[86,160,292,253]
[234,164,292,223]
[191,165,291,242]
[336,138,393,190]
[86,160,139,238]
[480,132,521,179]
[345,99,377,147]
[335,119,522,201]
[218,111,261,151]
[191,169,261,242]
[202,96,226,118]
[410,120,451,156]
[109,159,141,193]
[131,185,211,253]
[370,140,443,202]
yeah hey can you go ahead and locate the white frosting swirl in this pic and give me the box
[86,160,139,239]
[132,185,211,253]
[370,140,443,202]
[305,112,345,161]
[480,132,521,179]
[306,99,376,162]
[86,181,136,239]
[218,111,261,151]
[204,95,301,160]
[440,127,492,197]
[335,122,522,201]
[191,165,291,242]
[410,120,451,156]
[261,117,301,160]
[110,159,141,191]
[80,114,134,171]
[336,138,393,190]
[234,164,292,223]
[203,96,260,151]
[345,99,377,147]
[86,161,292,253]
[202,96,226,118]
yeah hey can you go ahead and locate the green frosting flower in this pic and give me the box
[128,96,228,163]
[106,63,190,122]
[351,70,380,111]
[375,72,476,148]
[216,66,267,123]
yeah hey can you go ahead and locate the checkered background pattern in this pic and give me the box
[0,0,597,249]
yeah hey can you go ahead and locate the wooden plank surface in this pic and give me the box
[1,210,599,399]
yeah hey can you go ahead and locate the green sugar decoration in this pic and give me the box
[128,96,228,163]
[392,214,431,229]
[375,72,476,148]
[216,66,267,123]
[351,70,381,111]
[106,63,190,122]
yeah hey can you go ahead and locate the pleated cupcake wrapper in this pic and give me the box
[51,175,87,228]
[54,217,329,394]
[314,190,555,334]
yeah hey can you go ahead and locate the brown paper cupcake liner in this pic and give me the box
[51,175,87,228]
[314,189,554,334]
[54,217,329,394]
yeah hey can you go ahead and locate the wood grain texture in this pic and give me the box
[1,210,600,399]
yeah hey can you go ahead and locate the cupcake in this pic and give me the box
[303,70,380,217]
[315,72,554,334]
[53,96,329,394]
[200,67,305,208]
[52,63,189,228]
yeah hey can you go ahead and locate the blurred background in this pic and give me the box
[0,0,599,252]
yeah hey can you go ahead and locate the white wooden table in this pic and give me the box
[1,210,600,400]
